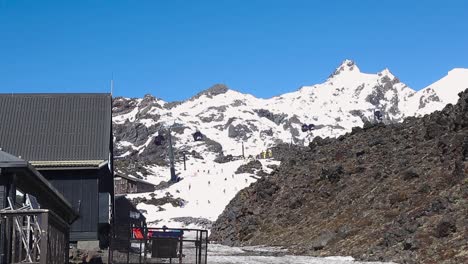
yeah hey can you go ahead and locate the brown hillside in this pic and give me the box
[211,89,468,264]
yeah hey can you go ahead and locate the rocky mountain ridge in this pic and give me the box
[210,89,468,264]
[112,60,468,178]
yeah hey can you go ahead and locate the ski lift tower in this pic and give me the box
[168,128,176,182]
[168,123,181,182]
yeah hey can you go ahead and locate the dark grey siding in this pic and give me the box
[48,175,99,241]
[98,193,110,223]
[0,93,112,162]
[0,185,5,209]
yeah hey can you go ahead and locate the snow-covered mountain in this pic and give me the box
[112,60,468,229]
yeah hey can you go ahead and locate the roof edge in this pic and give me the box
[31,160,107,168]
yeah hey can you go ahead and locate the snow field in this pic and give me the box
[128,157,280,229]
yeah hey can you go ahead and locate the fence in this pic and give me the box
[111,227,208,264]
[0,209,70,264]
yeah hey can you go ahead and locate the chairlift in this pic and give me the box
[154,134,165,146]
[192,131,204,141]
[374,109,383,122]
[301,124,315,132]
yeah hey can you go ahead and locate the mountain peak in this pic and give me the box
[329,59,361,79]
[190,84,230,101]
[378,68,396,79]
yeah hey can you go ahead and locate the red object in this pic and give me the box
[132,228,144,240]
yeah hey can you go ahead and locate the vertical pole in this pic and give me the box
[7,175,16,264]
[127,224,131,264]
[5,216,12,264]
[168,127,177,182]
[10,217,16,263]
[204,230,208,264]
[143,225,148,264]
[139,240,142,264]
[195,231,198,264]
[198,231,202,264]
[242,142,245,158]
[178,234,182,264]
[108,224,113,264]
[39,212,48,264]
[183,153,186,171]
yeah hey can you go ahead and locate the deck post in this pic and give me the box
[39,212,48,264]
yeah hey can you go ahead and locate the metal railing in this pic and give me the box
[0,209,70,264]
[111,227,208,264]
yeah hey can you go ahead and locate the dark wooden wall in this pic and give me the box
[48,174,99,240]
[42,168,112,241]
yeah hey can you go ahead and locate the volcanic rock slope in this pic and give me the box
[210,89,468,264]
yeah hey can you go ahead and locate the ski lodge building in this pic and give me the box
[0,93,114,252]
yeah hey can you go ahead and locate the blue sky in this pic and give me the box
[0,0,467,101]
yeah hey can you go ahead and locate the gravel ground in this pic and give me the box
[208,244,396,264]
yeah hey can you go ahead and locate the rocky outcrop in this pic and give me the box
[211,89,468,264]
[235,160,263,174]
[190,84,229,101]
[228,124,256,140]
[254,109,288,125]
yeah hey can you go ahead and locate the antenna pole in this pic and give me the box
[110,73,114,95]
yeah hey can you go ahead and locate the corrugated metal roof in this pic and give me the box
[0,93,112,163]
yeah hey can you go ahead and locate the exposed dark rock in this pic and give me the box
[260,129,274,138]
[132,193,186,208]
[190,84,229,101]
[434,218,457,238]
[114,122,159,146]
[419,88,441,109]
[171,217,213,229]
[402,169,419,181]
[214,154,236,163]
[164,101,183,109]
[254,109,288,125]
[235,160,263,174]
[203,137,223,154]
[228,124,253,140]
[320,165,344,182]
[310,230,336,251]
[328,60,356,78]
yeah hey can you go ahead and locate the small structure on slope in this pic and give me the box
[114,174,156,194]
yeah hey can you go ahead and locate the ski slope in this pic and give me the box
[127,157,280,229]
